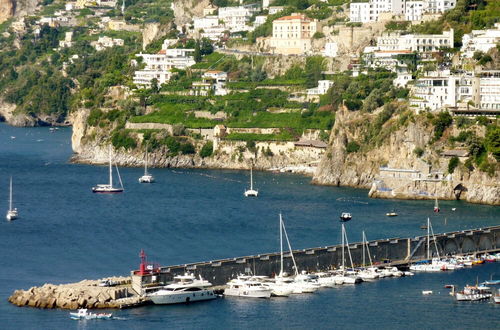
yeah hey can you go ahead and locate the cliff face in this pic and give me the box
[70,111,323,175]
[312,107,500,205]
[0,0,39,24]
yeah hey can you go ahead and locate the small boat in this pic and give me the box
[6,177,18,221]
[339,212,352,222]
[422,290,433,295]
[92,146,124,193]
[452,285,492,301]
[451,208,456,211]
[386,211,398,217]
[494,290,500,304]
[69,309,112,320]
[433,197,440,213]
[148,273,216,304]
[138,149,154,183]
[244,166,258,197]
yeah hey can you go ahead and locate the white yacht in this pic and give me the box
[224,276,271,298]
[6,177,18,221]
[148,273,216,304]
[92,146,124,193]
[244,166,258,197]
[139,149,154,183]
[256,277,293,297]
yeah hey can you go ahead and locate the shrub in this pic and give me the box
[346,141,360,153]
[87,108,103,126]
[200,141,213,158]
[414,147,424,157]
[448,156,459,174]
[432,111,452,140]
[180,142,195,154]
[111,130,137,150]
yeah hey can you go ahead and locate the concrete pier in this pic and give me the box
[132,225,500,291]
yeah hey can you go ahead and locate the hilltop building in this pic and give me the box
[350,0,457,23]
[92,36,124,51]
[269,13,319,55]
[375,29,453,52]
[461,23,500,58]
[133,39,195,87]
[192,71,228,96]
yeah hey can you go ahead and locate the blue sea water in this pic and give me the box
[0,123,499,329]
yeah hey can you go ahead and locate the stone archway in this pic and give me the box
[453,183,467,200]
[478,235,493,251]
[461,237,476,253]
[444,239,459,255]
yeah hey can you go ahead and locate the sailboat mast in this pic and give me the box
[279,213,284,276]
[9,176,12,211]
[362,230,366,267]
[427,217,430,260]
[281,216,298,275]
[145,150,148,175]
[250,167,253,190]
[109,146,113,188]
[342,224,345,271]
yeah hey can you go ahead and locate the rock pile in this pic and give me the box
[8,276,134,309]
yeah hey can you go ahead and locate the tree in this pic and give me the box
[305,56,325,88]
[194,40,202,63]
[448,156,459,173]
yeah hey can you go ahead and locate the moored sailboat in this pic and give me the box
[244,166,258,197]
[6,176,18,221]
[92,146,124,193]
[138,149,154,183]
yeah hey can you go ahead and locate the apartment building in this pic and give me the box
[461,23,500,58]
[269,13,319,55]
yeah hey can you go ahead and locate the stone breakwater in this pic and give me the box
[8,276,138,309]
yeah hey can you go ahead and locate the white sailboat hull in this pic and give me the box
[244,189,258,197]
[6,210,18,221]
[139,175,154,183]
[224,287,271,298]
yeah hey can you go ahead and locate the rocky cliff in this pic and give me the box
[0,0,39,24]
[312,106,500,205]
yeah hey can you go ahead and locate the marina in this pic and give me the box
[0,125,499,329]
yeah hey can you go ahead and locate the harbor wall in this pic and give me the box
[132,225,500,290]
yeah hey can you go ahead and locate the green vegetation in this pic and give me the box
[414,147,424,157]
[346,141,360,153]
[410,0,500,46]
[321,70,405,111]
[448,156,460,173]
[200,141,214,158]
[224,130,297,142]
[385,21,410,31]
[432,111,453,141]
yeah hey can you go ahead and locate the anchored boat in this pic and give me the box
[92,146,124,193]
[6,176,18,221]
[70,309,112,320]
[244,166,258,197]
[148,273,216,304]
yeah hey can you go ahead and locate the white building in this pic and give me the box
[254,15,267,28]
[350,0,456,23]
[376,29,453,52]
[350,0,405,23]
[96,0,117,7]
[404,1,424,21]
[410,71,458,111]
[323,42,338,57]
[133,40,195,87]
[59,31,73,48]
[201,26,227,41]
[473,70,500,110]
[193,16,219,30]
[192,70,228,96]
[92,36,124,51]
[269,6,285,14]
[218,6,253,32]
[461,23,500,58]
[307,80,334,95]
[270,13,319,55]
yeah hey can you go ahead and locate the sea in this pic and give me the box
[0,123,499,329]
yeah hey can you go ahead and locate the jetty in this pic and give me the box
[8,225,500,309]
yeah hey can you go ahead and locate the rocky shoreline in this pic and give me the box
[8,277,142,309]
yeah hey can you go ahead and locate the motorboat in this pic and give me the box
[224,276,271,298]
[244,166,258,197]
[139,149,154,183]
[339,212,352,222]
[6,177,18,221]
[70,309,112,320]
[92,146,124,193]
[386,211,398,217]
[148,273,216,304]
[452,285,492,301]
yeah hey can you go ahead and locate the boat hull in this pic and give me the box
[244,189,258,197]
[455,292,492,301]
[92,188,124,193]
[224,288,271,298]
[149,290,216,304]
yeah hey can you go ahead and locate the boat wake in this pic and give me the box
[336,197,368,205]
[172,170,242,183]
